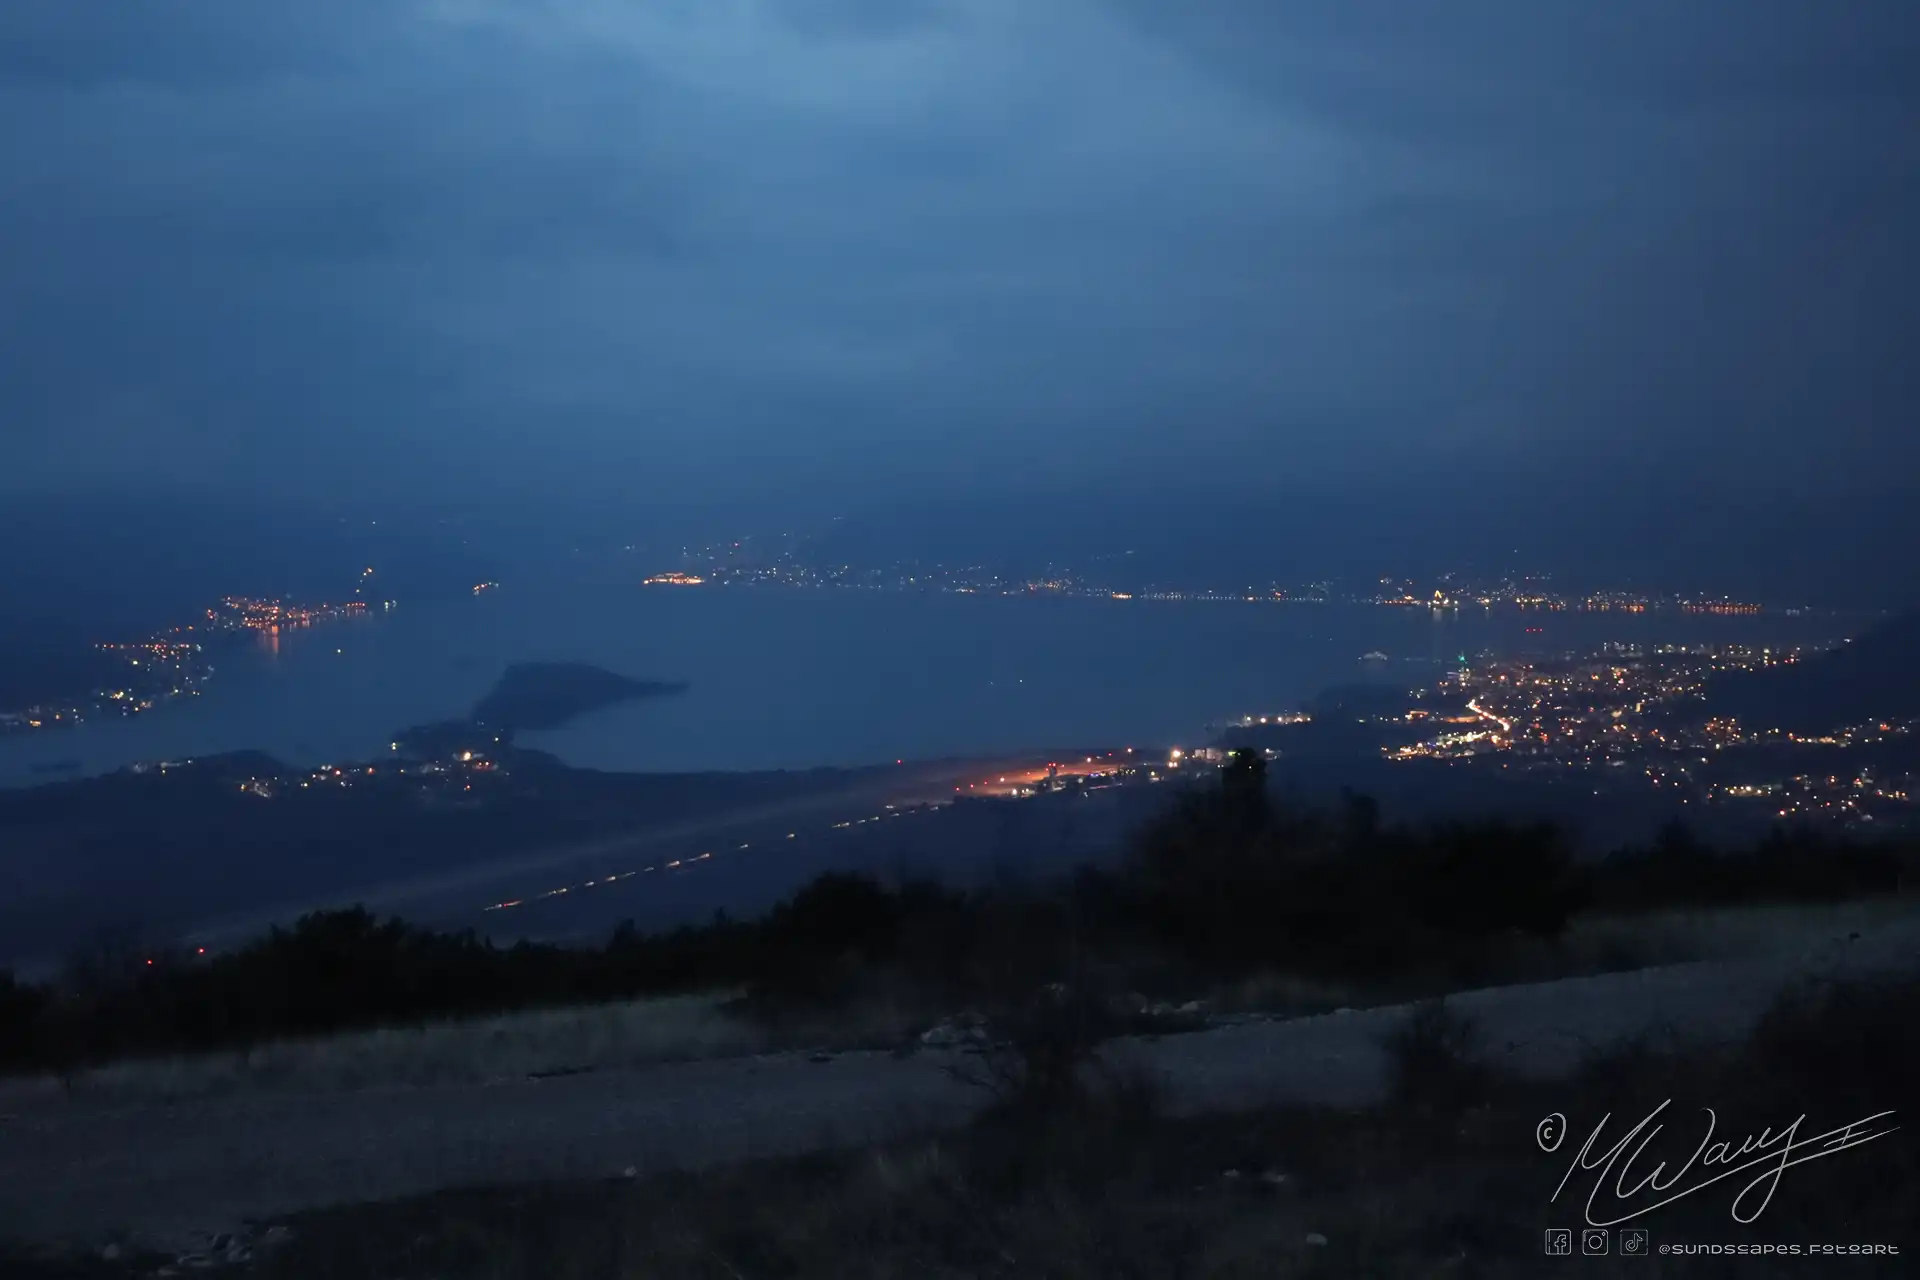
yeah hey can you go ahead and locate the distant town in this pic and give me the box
[0,585,390,740]
[24,628,1920,839]
[638,530,1795,616]
[1208,639,1919,835]
[6,527,1907,846]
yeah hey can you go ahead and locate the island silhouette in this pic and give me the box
[471,662,689,733]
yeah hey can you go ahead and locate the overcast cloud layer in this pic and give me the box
[2,1,1915,588]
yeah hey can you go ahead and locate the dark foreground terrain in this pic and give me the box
[259,974,1920,1280]
[5,752,1916,1274]
[0,748,986,972]
[6,752,1914,1080]
[4,958,1911,1277]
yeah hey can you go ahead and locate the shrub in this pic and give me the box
[1382,999,1499,1114]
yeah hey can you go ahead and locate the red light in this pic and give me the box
[145,959,153,966]
[197,947,206,955]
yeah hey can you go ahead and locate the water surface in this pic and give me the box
[0,587,1855,787]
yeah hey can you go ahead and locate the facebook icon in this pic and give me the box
[1544,1229,1573,1256]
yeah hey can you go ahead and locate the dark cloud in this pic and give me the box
[0,0,400,88]
[1107,1,1920,124]
[0,1,1915,596]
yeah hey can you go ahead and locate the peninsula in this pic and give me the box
[471,662,688,732]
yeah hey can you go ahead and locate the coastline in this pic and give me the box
[0,592,1858,791]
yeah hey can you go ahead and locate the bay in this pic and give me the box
[0,586,1856,788]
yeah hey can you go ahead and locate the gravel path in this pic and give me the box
[3,919,1913,1254]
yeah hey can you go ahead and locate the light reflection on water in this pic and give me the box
[0,586,1855,788]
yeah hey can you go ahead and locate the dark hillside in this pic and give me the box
[1706,610,1920,732]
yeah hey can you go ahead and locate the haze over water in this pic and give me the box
[0,586,1859,788]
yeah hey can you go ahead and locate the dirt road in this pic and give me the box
[3,918,1912,1254]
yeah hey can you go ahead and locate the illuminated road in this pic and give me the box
[942,749,1143,798]
[474,751,1155,918]
[1465,699,1513,735]
[178,750,1153,952]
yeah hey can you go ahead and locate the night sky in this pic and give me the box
[3,2,1916,599]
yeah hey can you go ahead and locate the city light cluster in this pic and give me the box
[643,535,1804,615]
[208,597,369,632]
[4,588,376,735]
[1378,642,1916,830]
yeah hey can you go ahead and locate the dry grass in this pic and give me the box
[29,987,951,1106]
[230,975,1915,1280]
[1553,896,1917,968]
[30,993,765,1105]
[1207,970,1356,1018]
[242,1097,1355,1280]
[5,976,1912,1278]
[18,898,1912,1110]
[1208,896,1920,1019]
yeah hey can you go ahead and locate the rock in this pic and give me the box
[1221,1169,1241,1180]
[1305,1233,1329,1247]
[100,1243,122,1261]
[808,1051,834,1064]
[920,1018,991,1048]
[260,1225,294,1248]
[1177,1000,1203,1015]
[623,1166,638,1179]
[1262,1169,1289,1187]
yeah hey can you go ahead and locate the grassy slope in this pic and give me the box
[13,974,1903,1280]
[255,977,1920,1279]
[15,896,1910,1108]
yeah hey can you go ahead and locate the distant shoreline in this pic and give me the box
[0,596,1855,790]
